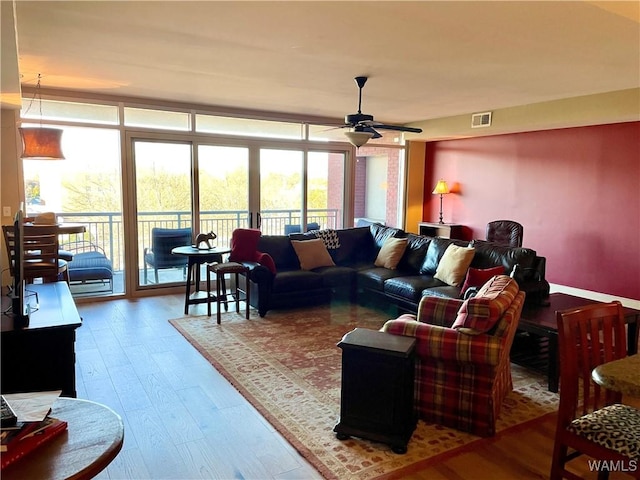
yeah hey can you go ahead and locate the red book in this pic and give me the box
[0,417,68,469]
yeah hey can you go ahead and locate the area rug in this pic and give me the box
[170,303,559,480]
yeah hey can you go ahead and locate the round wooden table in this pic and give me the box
[2,398,124,480]
[172,245,231,314]
[592,354,640,397]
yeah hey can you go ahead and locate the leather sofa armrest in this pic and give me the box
[381,319,502,366]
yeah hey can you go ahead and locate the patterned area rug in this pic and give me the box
[170,303,558,480]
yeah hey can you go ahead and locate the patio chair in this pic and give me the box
[143,227,192,284]
[63,241,114,293]
[283,222,320,235]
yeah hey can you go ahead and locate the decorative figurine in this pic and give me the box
[195,231,217,250]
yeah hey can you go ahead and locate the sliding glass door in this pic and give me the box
[133,140,193,287]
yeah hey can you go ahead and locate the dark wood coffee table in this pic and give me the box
[512,293,639,393]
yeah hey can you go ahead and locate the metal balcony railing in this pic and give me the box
[56,209,340,273]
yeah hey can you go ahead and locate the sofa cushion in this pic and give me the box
[258,235,300,270]
[460,266,505,298]
[375,237,408,269]
[470,240,536,278]
[370,223,405,249]
[291,239,335,270]
[384,275,444,303]
[452,275,519,334]
[333,227,376,265]
[271,270,324,293]
[357,267,405,291]
[397,234,431,274]
[420,237,469,275]
[434,244,476,287]
[314,265,357,289]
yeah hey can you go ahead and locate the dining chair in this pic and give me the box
[550,301,640,479]
[3,224,69,284]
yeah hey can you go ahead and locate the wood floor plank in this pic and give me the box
[73,294,637,480]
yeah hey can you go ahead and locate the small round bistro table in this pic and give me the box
[592,354,640,398]
[2,397,124,480]
[171,245,231,314]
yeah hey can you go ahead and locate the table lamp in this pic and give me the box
[432,179,450,224]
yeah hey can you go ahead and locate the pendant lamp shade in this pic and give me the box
[345,130,374,148]
[19,127,65,159]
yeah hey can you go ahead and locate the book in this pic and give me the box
[1,417,68,469]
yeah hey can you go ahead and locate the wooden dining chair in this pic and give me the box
[21,224,69,284]
[551,302,640,479]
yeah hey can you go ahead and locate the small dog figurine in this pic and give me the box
[195,231,217,250]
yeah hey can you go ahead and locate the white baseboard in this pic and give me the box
[549,284,640,310]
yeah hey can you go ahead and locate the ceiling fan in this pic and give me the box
[341,76,423,147]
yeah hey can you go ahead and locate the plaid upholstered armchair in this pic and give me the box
[381,275,525,437]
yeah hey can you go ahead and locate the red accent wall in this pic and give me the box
[423,121,640,300]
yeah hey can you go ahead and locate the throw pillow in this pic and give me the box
[229,228,261,262]
[374,237,408,270]
[460,266,505,298]
[291,239,335,270]
[452,275,519,335]
[433,244,476,287]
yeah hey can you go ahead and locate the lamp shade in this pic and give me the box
[345,130,374,148]
[432,179,450,195]
[19,127,65,160]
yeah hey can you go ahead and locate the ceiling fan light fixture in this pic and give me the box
[345,130,374,148]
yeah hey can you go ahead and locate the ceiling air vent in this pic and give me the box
[471,111,492,128]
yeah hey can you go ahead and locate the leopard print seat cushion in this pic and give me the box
[567,403,640,458]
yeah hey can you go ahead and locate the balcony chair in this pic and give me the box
[62,240,114,293]
[550,302,640,479]
[143,227,192,284]
[382,275,525,437]
[486,220,523,247]
[283,222,320,235]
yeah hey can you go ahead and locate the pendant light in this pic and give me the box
[19,74,65,160]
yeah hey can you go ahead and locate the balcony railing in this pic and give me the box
[56,209,340,274]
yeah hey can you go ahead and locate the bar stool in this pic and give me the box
[206,262,250,323]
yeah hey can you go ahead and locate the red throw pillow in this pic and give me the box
[229,229,261,262]
[460,266,505,298]
[255,252,277,274]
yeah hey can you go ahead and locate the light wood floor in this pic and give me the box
[75,295,635,480]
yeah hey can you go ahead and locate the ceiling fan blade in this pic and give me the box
[372,124,423,134]
[362,126,382,139]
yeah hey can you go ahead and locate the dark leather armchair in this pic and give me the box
[143,227,192,284]
[486,220,523,247]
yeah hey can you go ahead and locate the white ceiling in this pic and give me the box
[4,1,640,127]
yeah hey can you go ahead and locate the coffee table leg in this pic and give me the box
[548,335,559,393]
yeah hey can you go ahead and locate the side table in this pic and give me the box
[1,397,124,480]
[334,328,417,454]
[171,245,231,314]
[418,221,464,239]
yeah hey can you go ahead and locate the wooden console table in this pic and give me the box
[1,397,124,480]
[418,222,464,239]
[1,282,82,397]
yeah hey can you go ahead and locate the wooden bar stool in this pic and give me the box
[206,262,250,323]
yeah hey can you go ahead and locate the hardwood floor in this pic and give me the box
[75,295,636,480]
